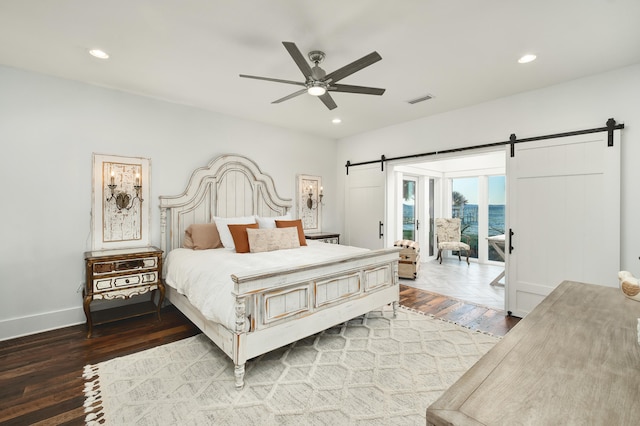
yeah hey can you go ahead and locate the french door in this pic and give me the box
[506,132,620,317]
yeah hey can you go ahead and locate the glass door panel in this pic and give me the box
[428,178,435,257]
[488,175,506,262]
[452,178,478,259]
[402,178,417,241]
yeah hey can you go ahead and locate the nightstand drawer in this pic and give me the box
[94,271,158,292]
[93,257,158,275]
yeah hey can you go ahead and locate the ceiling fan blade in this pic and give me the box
[318,92,337,110]
[239,74,305,86]
[330,84,386,96]
[324,51,382,83]
[272,88,307,104]
[282,41,313,79]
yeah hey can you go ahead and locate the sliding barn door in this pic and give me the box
[345,164,386,249]
[506,132,620,317]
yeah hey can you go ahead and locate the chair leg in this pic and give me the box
[437,249,442,264]
[466,249,470,265]
[458,251,462,262]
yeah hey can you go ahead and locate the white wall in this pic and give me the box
[337,63,640,273]
[0,66,337,340]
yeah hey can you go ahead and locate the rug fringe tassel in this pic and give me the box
[399,305,502,338]
[83,364,105,425]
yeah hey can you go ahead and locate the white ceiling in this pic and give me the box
[1,0,639,140]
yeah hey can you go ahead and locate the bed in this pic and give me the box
[159,154,400,388]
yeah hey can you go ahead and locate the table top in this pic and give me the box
[85,245,162,259]
[427,280,640,425]
[304,232,340,239]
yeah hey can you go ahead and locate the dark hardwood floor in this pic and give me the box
[0,286,519,425]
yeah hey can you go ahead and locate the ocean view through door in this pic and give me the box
[452,175,505,264]
[392,151,506,311]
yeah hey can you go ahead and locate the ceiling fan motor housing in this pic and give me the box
[308,50,325,64]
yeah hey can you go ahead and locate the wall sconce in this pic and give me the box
[106,168,143,211]
[306,185,324,210]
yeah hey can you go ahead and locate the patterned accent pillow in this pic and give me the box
[275,219,307,246]
[247,227,301,253]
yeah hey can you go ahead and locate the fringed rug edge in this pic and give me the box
[82,364,105,425]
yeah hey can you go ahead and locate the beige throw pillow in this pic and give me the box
[247,227,301,253]
[183,223,223,250]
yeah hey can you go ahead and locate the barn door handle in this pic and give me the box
[379,221,384,239]
[416,219,420,231]
[509,229,514,254]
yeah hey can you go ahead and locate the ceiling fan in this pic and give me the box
[239,41,385,110]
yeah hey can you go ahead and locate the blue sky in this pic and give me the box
[453,176,505,204]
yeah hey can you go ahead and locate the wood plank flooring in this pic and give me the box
[0,288,519,425]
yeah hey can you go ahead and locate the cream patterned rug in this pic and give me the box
[83,308,499,425]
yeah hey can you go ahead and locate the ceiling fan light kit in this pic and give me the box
[240,41,385,110]
[307,82,327,96]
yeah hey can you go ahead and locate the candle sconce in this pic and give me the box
[306,185,324,210]
[106,170,143,211]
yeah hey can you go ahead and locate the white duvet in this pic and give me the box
[164,241,369,330]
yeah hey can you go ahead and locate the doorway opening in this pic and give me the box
[391,150,506,310]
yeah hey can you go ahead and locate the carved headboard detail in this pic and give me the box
[159,154,292,253]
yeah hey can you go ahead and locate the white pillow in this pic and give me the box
[213,216,256,249]
[256,213,291,229]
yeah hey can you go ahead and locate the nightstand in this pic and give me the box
[83,246,165,338]
[305,232,340,244]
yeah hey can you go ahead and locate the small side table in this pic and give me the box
[487,234,505,286]
[305,232,340,244]
[83,246,165,338]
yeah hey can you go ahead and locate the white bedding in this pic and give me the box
[164,241,369,329]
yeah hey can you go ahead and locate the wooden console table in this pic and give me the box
[427,280,640,425]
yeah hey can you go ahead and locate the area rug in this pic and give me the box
[83,308,499,425]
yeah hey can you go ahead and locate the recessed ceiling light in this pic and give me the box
[518,54,536,64]
[332,118,342,124]
[89,49,109,59]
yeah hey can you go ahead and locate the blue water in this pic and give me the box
[459,204,505,236]
[403,204,505,236]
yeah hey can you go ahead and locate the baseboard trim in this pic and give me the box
[0,306,86,341]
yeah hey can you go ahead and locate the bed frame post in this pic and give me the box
[234,297,247,389]
[159,207,167,256]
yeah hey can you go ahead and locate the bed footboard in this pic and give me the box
[230,247,400,388]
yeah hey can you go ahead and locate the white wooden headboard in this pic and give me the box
[159,154,292,253]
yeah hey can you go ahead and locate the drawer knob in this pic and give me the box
[125,279,130,284]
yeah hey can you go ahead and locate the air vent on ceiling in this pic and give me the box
[407,94,434,104]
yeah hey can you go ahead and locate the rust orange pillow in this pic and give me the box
[228,223,259,253]
[275,219,307,246]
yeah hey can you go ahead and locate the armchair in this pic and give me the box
[435,218,470,265]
